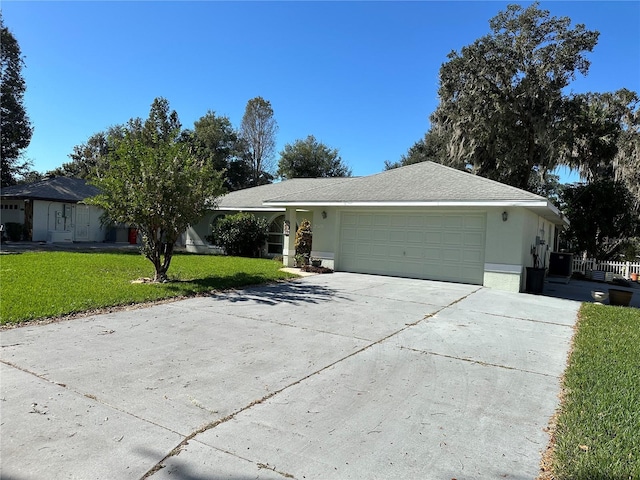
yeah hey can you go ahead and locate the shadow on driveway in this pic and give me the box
[206,279,352,306]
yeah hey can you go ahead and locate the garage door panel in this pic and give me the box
[443,248,462,262]
[358,244,372,256]
[342,213,357,225]
[404,263,424,276]
[443,232,463,245]
[465,216,485,229]
[389,231,406,243]
[339,211,485,285]
[463,250,484,263]
[391,216,407,227]
[388,248,405,258]
[407,215,425,228]
[372,230,388,242]
[406,231,423,244]
[425,232,442,243]
[443,216,464,228]
[425,216,443,228]
[464,232,484,246]
[357,229,372,241]
[342,243,356,255]
[342,227,357,241]
[424,247,442,261]
[371,244,389,257]
[358,215,373,226]
[374,215,389,226]
[405,246,424,259]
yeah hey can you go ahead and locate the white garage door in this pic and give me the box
[339,211,486,285]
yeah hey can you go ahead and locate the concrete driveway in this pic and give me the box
[0,273,580,480]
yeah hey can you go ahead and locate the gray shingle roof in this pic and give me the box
[217,178,350,209]
[0,177,101,202]
[264,162,545,204]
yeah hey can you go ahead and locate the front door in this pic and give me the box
[75,205,90,241]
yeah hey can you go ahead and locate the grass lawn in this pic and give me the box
[550,303,640,479]
[0,251,296,325]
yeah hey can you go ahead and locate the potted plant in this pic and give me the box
[609,288,633,306]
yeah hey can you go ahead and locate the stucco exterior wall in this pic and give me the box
[482,207,560,292]
[306,207,337,268]
[483,207,527,292]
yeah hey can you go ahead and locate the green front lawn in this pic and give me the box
[551,303,640,479]
[0,251,295,325]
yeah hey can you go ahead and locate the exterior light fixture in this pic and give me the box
[322,210,327,219]
[502,211,508,222]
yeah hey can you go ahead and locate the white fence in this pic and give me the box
[572,258,640,279]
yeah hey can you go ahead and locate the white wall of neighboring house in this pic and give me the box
[30,200,106,243]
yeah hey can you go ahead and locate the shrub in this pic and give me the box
[294,219,312,265]
[4,222,24,241]
[208,212,269,258]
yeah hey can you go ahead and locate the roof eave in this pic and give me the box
[262,200,550,208]
[262,199,570,226]
[214,206,287,212]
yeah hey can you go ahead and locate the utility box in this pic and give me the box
[549,252,573,277]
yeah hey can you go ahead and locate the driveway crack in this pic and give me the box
[400,346,560,378]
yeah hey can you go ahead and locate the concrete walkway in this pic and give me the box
[0,273,580,479]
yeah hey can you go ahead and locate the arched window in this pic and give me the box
[267,215,285,254]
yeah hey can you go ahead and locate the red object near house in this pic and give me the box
[128,228,138,244]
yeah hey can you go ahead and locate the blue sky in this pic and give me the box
[3,1,639,183]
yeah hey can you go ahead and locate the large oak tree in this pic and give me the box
[430,2,600,191]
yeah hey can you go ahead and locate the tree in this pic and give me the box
[184,110,255,191]
[560,179,639,260]
[278,135,351,179]
[568,89,640,208]
[190,111,237,172]
[384,130,446,170]
[429,2,599,191]
[89,98,224,282]
[50,129,118,179]
[1,14,33,187]
[239,96,278,186]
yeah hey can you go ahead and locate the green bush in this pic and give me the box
[4,222,24,241]
[208,212,269,257]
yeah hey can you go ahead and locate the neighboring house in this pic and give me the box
[184,162,568,293]
[0,177,107,243]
